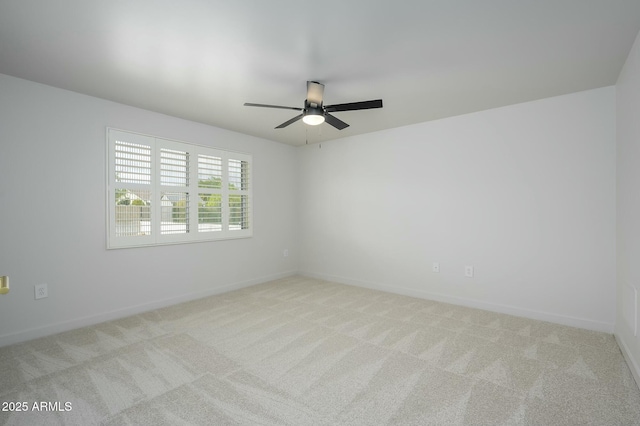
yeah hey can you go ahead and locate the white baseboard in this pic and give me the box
[301,271,614,333]
[615,333,640,390]
[0,270,298,348]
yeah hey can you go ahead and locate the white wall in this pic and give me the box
[298,87,616,332]
[0,74,298,346]
[616,29,640,385]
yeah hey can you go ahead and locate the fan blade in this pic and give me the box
[306,81,324,106]
[324,113,349,130]
[325,99,383,112]
[275,114,303,129]
[244,103,302,111]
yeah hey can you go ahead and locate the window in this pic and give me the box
[107,128,252,248]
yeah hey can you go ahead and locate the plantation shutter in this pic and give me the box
[228,157,251,232]
[108,130,155,247]
[107,128,252,248]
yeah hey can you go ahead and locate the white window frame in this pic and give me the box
[106,128,252,249]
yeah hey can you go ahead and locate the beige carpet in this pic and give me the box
[1,275,639,425]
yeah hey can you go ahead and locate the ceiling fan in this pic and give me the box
[244,81,383,130]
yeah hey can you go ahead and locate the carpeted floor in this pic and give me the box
[1,275,639,425]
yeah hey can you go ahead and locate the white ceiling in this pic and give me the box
[1,1,639,146]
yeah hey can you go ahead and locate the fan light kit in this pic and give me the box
[244,81,382,130]
[302,107,325,125]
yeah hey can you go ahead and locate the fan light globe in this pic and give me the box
[302,115,325,125]
[302,108,325,126]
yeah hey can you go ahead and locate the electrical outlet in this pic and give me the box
[283,249,289,257]
[465,265,474,278]
[35,283,48,299]
[432,262,440,273]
